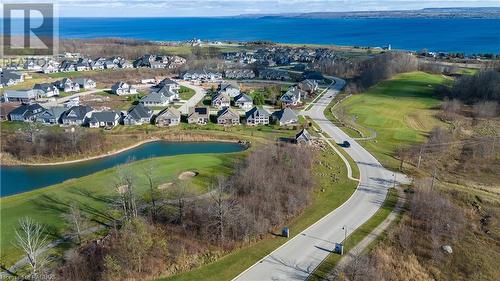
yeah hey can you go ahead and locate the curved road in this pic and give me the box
[233,77,408,281]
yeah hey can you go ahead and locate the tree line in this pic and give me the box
[11,143,316,281]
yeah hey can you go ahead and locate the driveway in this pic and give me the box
[233,77,408,281]
[176,81,207,114]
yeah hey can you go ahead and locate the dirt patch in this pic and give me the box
[178,171,198,180]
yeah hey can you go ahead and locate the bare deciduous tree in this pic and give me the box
[63,203,88,245]
[14,217,49,280]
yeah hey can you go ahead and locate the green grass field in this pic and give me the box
[335,72,449,169]
[179,85,195,100]
[0,152,243,266]
[157,147,358,281]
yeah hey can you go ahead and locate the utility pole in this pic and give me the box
[342,225,348,247]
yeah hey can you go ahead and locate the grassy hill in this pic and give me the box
[334,71,450,169]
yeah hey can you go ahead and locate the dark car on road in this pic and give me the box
[342,141,351,148]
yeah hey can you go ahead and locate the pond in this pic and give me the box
[0,141,244,197]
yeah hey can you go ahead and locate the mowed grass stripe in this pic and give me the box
[336,71,449,169]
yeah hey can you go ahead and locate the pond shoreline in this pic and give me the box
[0,137,242,167]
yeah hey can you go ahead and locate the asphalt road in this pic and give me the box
[233,77,408,281]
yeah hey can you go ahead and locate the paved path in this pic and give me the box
[177,81,206,114]
[233,77,409,281]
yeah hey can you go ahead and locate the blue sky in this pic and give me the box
[3,1,500,17]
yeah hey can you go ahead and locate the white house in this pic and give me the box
[111,81,137,95]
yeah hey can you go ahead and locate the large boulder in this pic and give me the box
[441,245,453,254]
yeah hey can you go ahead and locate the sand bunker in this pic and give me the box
[178,171,198,180]
[157,182,173,190]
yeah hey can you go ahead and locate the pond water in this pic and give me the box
[0,141,244,197]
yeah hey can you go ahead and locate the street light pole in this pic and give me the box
[342,225,348,246]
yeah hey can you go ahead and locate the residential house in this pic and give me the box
[217,107,240,126]
[295,128,312,145]
[272,108,299,126]
[64,96,80,108]
[54,78,80,92]
[180,69,222,82]
[1,70,24,87]
[297,79,319,95]
[280,87,304,106]
[119,61,133,69]
[245,107,270,126]
[217,83,240,98]
[36,106,67,125]
[156,107,181,127]
[157,78,180,90]
[104,61,118,69]
[111,81,137,95]
[234,93,253,110]
[156,85,179,100]
[8,103,46,122]
[224,69,255,79]
[258,69,291,81]
[90,60,105,70]
[59,60,76,72]
[23,58,42,71]
[211,92,231,109]
[4,89,43,102]
[187,106,209,125]
[33,83,60,98]
[73,78,96,90]
[123,103,153,125]
[140,92,169,107]
[88,111,121,128]
[61,105,92,126]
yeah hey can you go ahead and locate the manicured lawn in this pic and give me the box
[157,147,358,281]
[335,72,449,169]
[309,187,400,281]
[0,152,243,266]
[179,85,195,100]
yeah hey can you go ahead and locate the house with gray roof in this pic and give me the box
[36,106,67,125]
[272,108,299,126]
[73,78,96,90]
[217,107,240,126]
[1,70,24,87]
[297,79,319,95]
[9,103,46,122]
[224,69,255,80]
[61,105,93,126]
[111,81,137,95]
[157,78,180,90]
[156,107,181,127]
[211,92,231,109]
[217,83,240,98]
[88,111,121,128]
[33,83,60,98]
[245,107,270,126]
[54,78,80,92]
[234,93,253,110]
[187,106,209,125]
[295,128,312,145]
[280,87,304,106]
[123,103,153,125]
[4,89,43,103]
[156,85,179,100]
[140,91,170,107]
